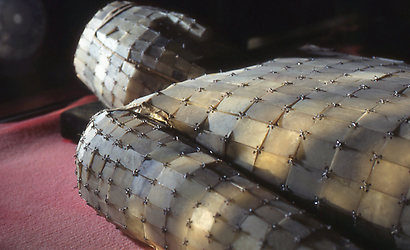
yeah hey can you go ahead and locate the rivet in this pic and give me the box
[163,207,171,215]
[360,181,371,192]
[143,197,149,205]
[125,188,131,197]
[186,218,193,228]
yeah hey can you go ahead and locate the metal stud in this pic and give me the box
[294,236,301,243]
[288,157,294,165]
[399,194,409,205]
[142,154,151,160]
[360,181,371,192]
[313,114,324,120]
[253,96,262,103]
[393,91,401,97]
[311,67,320,73]
[115,159,123,167]
[163,207,170,215]
[133,169,140,176]
[102,155,111,163]
[370,152,382,164]
[299,130,310,140]
[345,93,357,98]
[103,134,112,140]
[281,184,289,191]
[92,147,99,154]
[113,139,123,148]
[358,85,370,90]
[385,132,394,139]
[334,140,343,150]
[253,146,262,155]
[322,167,331,179]
[379,99,391,104]
[219,175,228,181]
[352,210,360,227]
[314,196,321,208]
[183,173,193,179]
[391,226,401,235]
[348,121,358,129]
[186,218,193,228]
[143,197,149,205]
[267,87,276,93]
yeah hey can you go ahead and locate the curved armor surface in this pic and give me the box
[74,2,410,249]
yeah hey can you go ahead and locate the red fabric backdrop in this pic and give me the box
[0,96,150,250]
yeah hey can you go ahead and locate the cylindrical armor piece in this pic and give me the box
[76,107,359,250]
[74,1,217,108]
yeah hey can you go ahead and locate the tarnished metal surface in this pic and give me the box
[75,108,359,250]
[74,1,211,108]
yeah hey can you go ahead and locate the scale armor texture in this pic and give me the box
[74,1,210,108]
[76,107,360,250]
[74,2,410,250]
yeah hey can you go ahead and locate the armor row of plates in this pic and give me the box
[74,1,410,249]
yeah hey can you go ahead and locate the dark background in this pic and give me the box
[1,0,409,121]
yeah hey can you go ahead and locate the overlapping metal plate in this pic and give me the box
[74,1,210,108]
[74,2,410,249]
[99,54,410,249]
[76,108,359,250]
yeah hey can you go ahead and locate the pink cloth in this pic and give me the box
[0,96,150,250]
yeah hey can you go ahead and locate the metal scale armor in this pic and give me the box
[74,2,410,249]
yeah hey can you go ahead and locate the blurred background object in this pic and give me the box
[1,0,410,122]
[0,0,46,61]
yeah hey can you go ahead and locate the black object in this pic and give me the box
[60,100,105,142]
